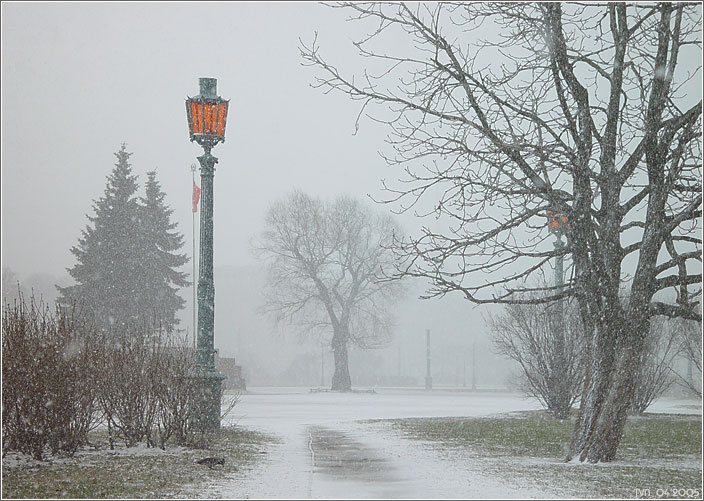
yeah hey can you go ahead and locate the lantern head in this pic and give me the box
[547,209,570,236]
[186,78,229,150]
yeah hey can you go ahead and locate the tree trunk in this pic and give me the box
[568,316,647,463]
[330,332,352,392]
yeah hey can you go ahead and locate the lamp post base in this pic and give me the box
[193,367,227,433]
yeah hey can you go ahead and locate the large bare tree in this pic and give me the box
[301,2,702,462]
[256,191,404,391]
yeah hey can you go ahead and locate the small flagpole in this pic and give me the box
[191,163,197,351]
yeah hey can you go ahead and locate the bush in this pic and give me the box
[490,296,585,420]
[2,286,236,458]
[630,316,681,415]
[673,318,702,397]
[2,295,101,459]
[152,339,198,448]
[96,323,210,449]
[96,324,163,448]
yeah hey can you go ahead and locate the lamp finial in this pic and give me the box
[199,78,217,98]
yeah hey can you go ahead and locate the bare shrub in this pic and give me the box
[490,296,586,420]
[630,317,681,415]
[96,326,237,450]
[95,323,164,448]
[2,294,101,459]
[673,318,703,397]
[152,339,198,448]
[220,391,240,422]
[3,292,240,457]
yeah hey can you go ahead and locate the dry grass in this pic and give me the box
[1,426,272,499]
[381,411,702,499]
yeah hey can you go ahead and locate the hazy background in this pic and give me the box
[2,1,532,389]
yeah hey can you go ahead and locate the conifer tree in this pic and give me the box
[58,145,189,333]
[138,170,189,333]
[58,144,142,329]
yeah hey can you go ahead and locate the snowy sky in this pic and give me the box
[5,2,698,289]
[1,2,507,383]
[1,1,411,279]
[2,3,699,383]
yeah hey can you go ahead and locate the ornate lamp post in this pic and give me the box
[547,209,569,408]
[186,77,229,431]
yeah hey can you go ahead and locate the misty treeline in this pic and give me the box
[256,191,405,392]
[489,294,700,419]
[56,144,189,334]
[301,2,702,463]
[1,293,232,461]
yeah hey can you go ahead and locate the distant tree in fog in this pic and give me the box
[2,268,22,304]
[256,191,404,392]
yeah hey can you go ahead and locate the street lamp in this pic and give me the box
[547,209,568,405]
[546,210,568,291]
[186,77,229,432]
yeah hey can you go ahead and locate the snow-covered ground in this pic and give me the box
[644,396,702,415]
[187,387,701,499]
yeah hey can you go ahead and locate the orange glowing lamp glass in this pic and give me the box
[186,78,229,150]
[547,209,570,235]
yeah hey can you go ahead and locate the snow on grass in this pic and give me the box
[2,426,272,499]
[5,388,699,499]
[209,387,553,498]
[383,409,701,498]
[210,387,701,499]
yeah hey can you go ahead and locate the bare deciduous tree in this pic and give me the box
[301,2,702,462]
[490,294,586,419]
[256,191,404,391]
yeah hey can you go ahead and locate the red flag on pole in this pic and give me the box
[192,182,201,213]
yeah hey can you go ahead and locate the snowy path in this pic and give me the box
[191,388,701,499]
[193,387,548,498]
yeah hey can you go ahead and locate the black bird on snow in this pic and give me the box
[196,457,226,469]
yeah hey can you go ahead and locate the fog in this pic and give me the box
[0,2,572,390]
[204,264,513,389]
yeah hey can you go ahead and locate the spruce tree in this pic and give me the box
[58,145,190,333]
[138,170,189,333]
[58,144,143,330]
